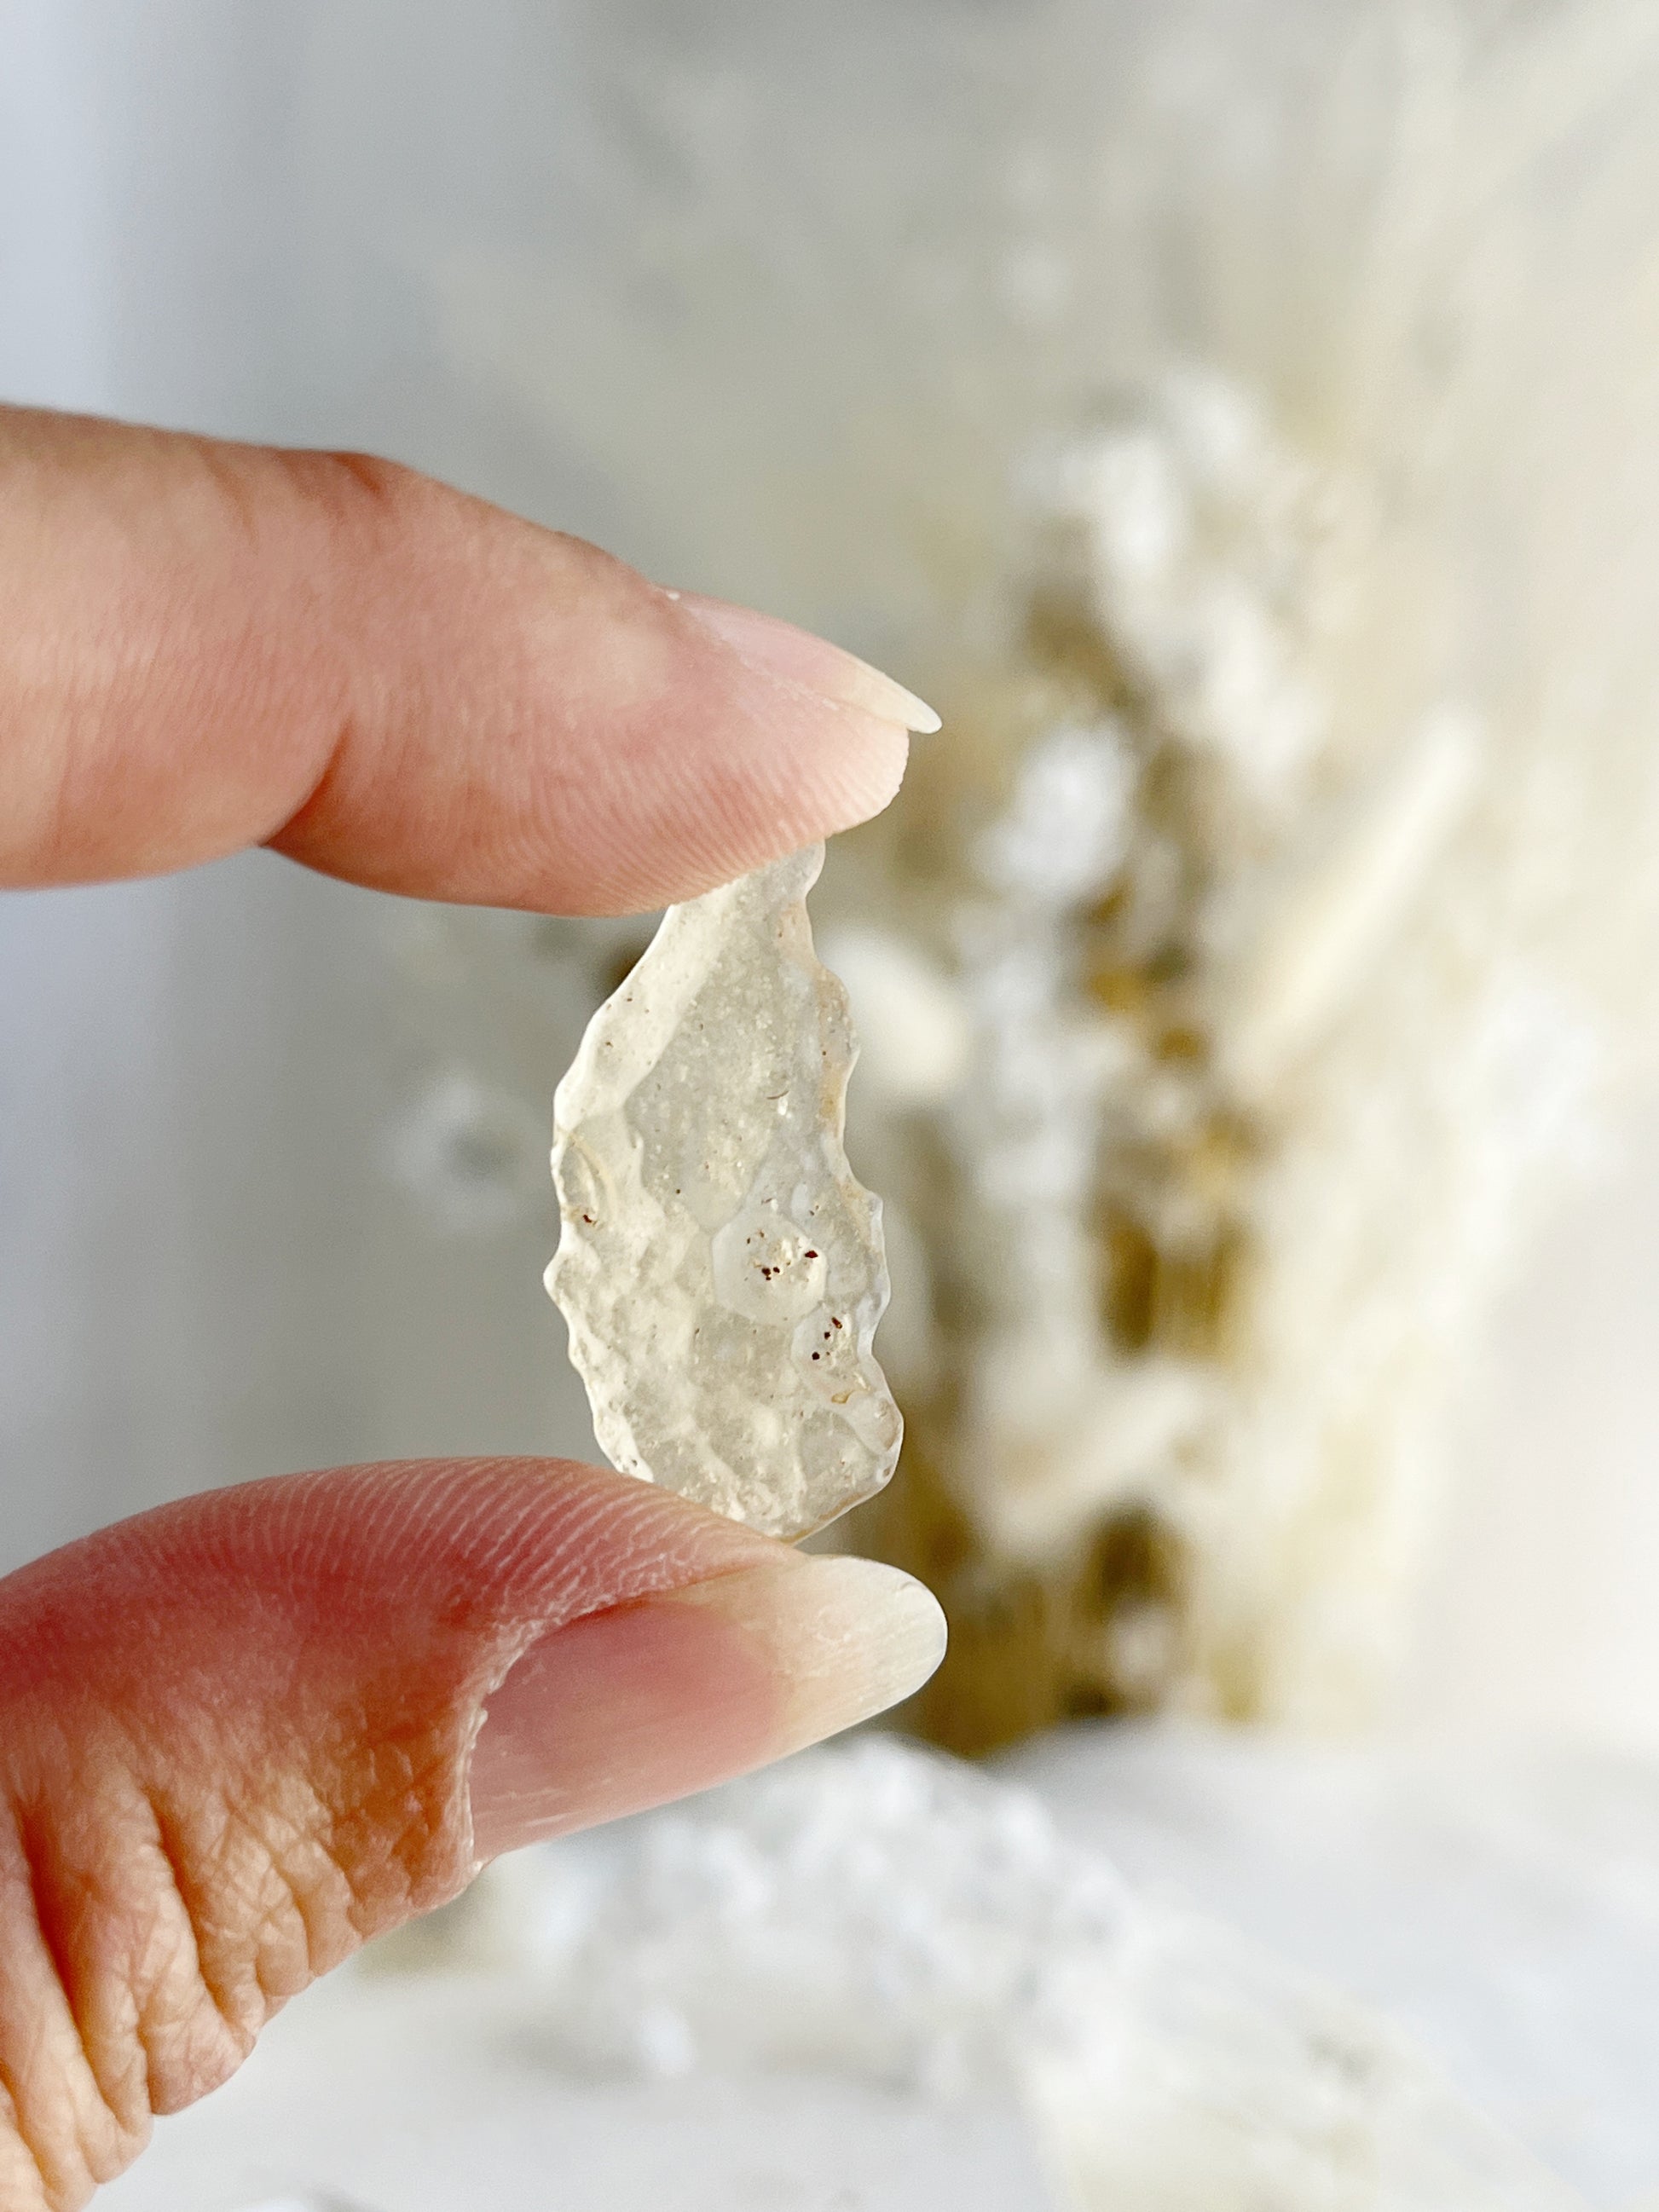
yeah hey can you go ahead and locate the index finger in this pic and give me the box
[0,408,935,913]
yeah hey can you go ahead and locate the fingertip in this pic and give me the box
[467,1551,946,1859]
[602,691,910,916]
[0,407,917,911]
[800,707,913,838]
[267,494,915,915]
[669,592,942,735]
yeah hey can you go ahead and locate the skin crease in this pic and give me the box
[0,409,945,2210]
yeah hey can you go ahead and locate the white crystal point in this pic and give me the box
[546,845,903,1540]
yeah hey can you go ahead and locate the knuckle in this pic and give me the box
[0,1809,138,2211]
[0,1768,373,2206]
[285,446,430,546]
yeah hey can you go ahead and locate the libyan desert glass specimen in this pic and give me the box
[546,846,902,1540]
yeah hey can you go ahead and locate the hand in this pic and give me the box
[0,407,946,2212]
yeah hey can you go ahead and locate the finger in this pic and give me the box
[0,1458,943,2210]
[0,407,937,913]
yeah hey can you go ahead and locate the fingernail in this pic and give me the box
[668,590,943,734]
[467,1554,946,1861]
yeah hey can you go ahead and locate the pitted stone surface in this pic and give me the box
[547,846,901,1539]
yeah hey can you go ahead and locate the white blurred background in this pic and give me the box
[3,0,1659,1753]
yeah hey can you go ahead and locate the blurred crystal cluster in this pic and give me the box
[383,0,1659,1740]
[853,364,1606,1745]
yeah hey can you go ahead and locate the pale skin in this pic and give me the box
[0,407,947,2211]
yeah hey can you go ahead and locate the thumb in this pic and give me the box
[0,1458,944,2211]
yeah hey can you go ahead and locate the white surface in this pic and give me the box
[1000,1726,1659,2207]
[101,1972,1050,2212]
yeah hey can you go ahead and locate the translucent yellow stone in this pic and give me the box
[546,846,902,1540]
